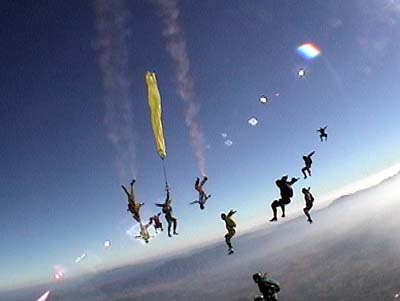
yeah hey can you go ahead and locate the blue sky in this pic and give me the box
[1,0,400,291]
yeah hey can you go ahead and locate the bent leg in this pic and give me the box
[225,233,232,249]
[200,176,208,187]
[302,167,307,178]
[280,198,290,217]
[271,200,279,219]
[194,177,200,192]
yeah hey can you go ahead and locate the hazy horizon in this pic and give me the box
[3,161,400,296]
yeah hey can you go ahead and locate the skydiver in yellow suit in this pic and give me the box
[121,179,144,223]
[221,209,237,255]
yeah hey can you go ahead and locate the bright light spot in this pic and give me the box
[275,92,280,97]
[297,43,321,59]
[36,290,50,301]
[395,292,400,298]
[259,95,268,104]
[224,139,233,147]
[104,240,111,248]
[298,68,306,78]
[54,271,64,281]
[221,133,228,138]
[248,117,258,126]
[53,265,65,282]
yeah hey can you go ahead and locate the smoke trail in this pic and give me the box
[95,0,137,179]
[154,0,207,175]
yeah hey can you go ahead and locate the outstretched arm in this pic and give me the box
[155,203,164,208]
[308,151,315,157]
[165,190,170,202]
[228,209,237,217]
[323,126,327,130]
[288,177,299,185]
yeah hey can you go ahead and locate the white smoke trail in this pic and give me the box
[95,0,137,179]
[154,0,207,175]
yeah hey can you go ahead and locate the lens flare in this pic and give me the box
[75,252,87,263]
[36,290,50,301]
[297,43,321,59]
[248,117,258,126]
[259,95,268,104]
[224,140,233,147]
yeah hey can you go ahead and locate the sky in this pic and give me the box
[1,0,400,291]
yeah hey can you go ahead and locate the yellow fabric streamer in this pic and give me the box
[146,72,167,159]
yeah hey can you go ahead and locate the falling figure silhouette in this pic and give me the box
[149,212,163,233]
[317,126,328,142]
[302,187,315,223]
[269,175,299,222]
[301,151,315,179]
[155,189,178,237]
[253,272,280,301]
[135,219,153,244]
[122,179,144,223]
[221,209,237,254]
[190,176,211,210]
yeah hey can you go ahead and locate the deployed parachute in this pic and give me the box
[145,72,170,188]
[146,72,167,158]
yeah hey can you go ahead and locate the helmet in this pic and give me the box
[253,273,263,283]
[221,213,226,220]
[200,204,205,210]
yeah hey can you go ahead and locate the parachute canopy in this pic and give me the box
[146,72,167,159]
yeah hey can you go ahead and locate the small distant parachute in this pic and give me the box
[146,72,167,159]
[259,95,268,104]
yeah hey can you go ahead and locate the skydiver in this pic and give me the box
[301,151,315,179]
[149,212,163,233]
[221,209,237,255]
[269,175,299,222]
[135,220,153,244]
[121,179,144,223]
[302,187,315,223]
[190,176,211,210]
[317,126,328,142]
[155,189,178,237]
[253,273,280,301]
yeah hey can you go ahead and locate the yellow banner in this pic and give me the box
[146,72,167,159]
